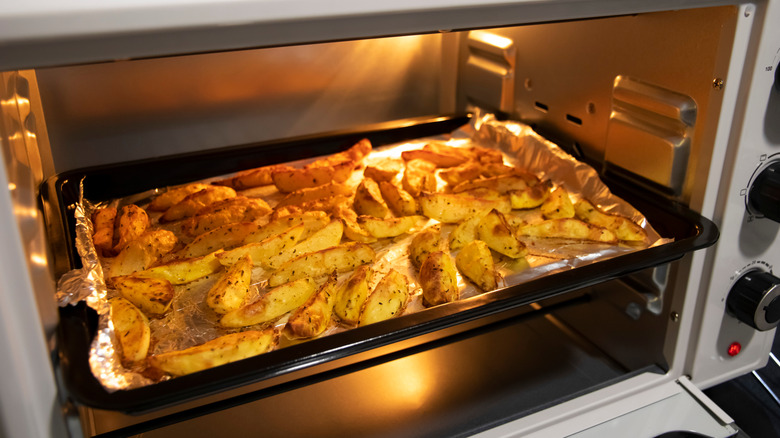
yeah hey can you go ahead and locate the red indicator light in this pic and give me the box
[727,342,742,357]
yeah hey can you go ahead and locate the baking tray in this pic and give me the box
[41,114,718,413]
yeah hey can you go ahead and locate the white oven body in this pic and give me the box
[1,1,779,437]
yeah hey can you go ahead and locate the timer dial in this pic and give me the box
[727,270,780,331]
[748,161,780,222]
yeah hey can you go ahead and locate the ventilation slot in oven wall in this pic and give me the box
[604,76,696,196]
[462,30,516,114]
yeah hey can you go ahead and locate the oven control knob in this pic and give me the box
[748,161,780,222]
[727,271,780,331]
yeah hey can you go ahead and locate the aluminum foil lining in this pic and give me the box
[55,111,670,392]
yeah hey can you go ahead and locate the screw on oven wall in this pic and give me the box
[671,311,680,322]
[713,78,724,90]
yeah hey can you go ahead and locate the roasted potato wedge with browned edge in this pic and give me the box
[452,173,539,195]
[420,251,459,307]
[401,146,468,168]
[518,218,617,243]
[113,275,175,316]
[354,178,390,218]
[181,221,260,259]
[364,158,403,182]
[217,224,305,267]
[212,164,291,190]
[333,265,372,325]
[378,181,418,216]
[276,183,353,208]
[91,207,117,256]
[220,278,318,327]
[160,186,237,223]
[509,180,552,209]
[149,329,277,376]
[181,197,271,237]
[540,186,575,219]
[358,269,411,326]
[109,297,151,366]
[272,159,354,193]
[112,204,150,254]
[134,250,224,284]
[207,253,253,314]
[403,159,437,197]
[265,219,343,270]
[456,240,499,292]
[108,230,178,280]
[574,199,648,242]
[419,192,510,223]
[147,183,211,212]
[408,224,443,269]
[476,209,528,259]
[357,215,426,239]
[245,211,329,244]
[438,161,482,187]
[285,272,339,338]
[269,242,375,287]
[448,211,490,250]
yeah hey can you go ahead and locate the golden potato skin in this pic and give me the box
[276,183,353,208]
[91,207,117,256]
[455,240,499,292]
[364,159,403,182]
[220,278,318,328]
[333,265,372,325]
[408,224,443,269]
[518,218,618,243]
[207,254,253,314]
[439,161,482,186]
[181,221,260,259]
[272,160,354,193]
[476,209,528,259]
[212,164,290,189]
[181,197,271,237]
[285,273,339,338]
[160,186,237,223]
[354,178,390,218]
[358,269,410,326]
[147,183,210,211]
[449,211,489,250]
[113,204,149,254]
[357,215,426,239]
[149,329,277,376]
[378,181,418,216]
[134,251,224,285]
[265,219,343,270]
[401,148,467,168]
[109,297,151,366]
[402,159,437,197]
[420,251,459,307]
[107,230,178,280]
[216,224,305,268]
[113,275,175,316]
[419,192,510,223]
[245,211,329,244]
[509,180,551,209]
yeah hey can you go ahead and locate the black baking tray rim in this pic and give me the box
[42,114,719,413]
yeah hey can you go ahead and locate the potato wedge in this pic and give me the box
[402,159,438,196]
[113,275,175,316]
[272,159,354,193]
[112,204,150,254]
[480,162,517,177]
[409,224,443,269]
[212,164,291,189]
[91,207,117,256]
[517,218,618,243]
[358,215,426,239]
[574,199,648,242]
[307,138,371,169]
[452,174,539,195]
[181,197,271,237]
[216,224,305,267]
[509,180,552,209]
[108,230,178,280]
[285,272,339,338]
[378,181,418,216]
[207,254,253,314]
[181,222,261,259]
[266,219,343,270]
[109,297,150,366]
[401,147,468,168]
[149,329,277,376]
[220,278,318,327]
[468,145,505,164]
[333,265,372,325]
[540,186,575,219]
[420,251,459,306]
[439,161,482,186]
[476,209,528,258]
[419,192,510,223]
[161,186,237,222]
[333,206,378,243]
[134,251,224,284]
[269,242,375,287]
[245,211,329,244]
[147,183,211,211]
[364,158,403,182]
[448,210,490,250]
[276,183,353,208]
[456,240,499,292]
[358,269,410,326]
[354,178,389,218]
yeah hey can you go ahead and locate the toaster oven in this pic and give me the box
[1,1,779,437]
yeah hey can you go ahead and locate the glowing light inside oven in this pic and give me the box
[727,342,742,357]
